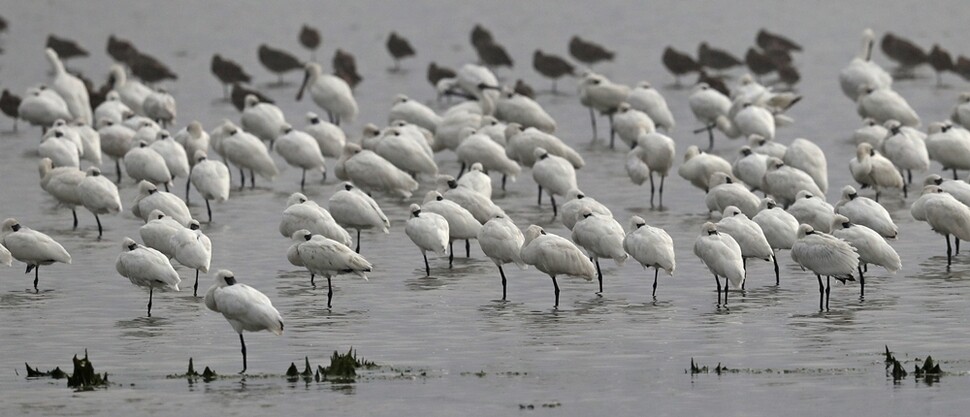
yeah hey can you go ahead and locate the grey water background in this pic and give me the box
[1,0,969,415]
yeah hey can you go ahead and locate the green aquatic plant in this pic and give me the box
[688,358,708,374]
[24,363,67,379]
[315,348,375,383]
[168,358,217,382]
[914,356,942,377]
[286,357,313,382]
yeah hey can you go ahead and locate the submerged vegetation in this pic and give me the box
[26,350,109,391]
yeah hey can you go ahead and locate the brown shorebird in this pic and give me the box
[880,32,927,77]
[698,42,742,71]
[744,48,776,81]
[756,29,802,53]
[386,31,416,71]
[696,70,729,96]
[0,89,21,131]
[956,55,970,82]
[333,48,363,88]
[514,79,535,99]
[46,35,88,61]
[427,62,456,88]
[230,83,274,113]
[129,51,177,84]
[475,40,513,69]
[569,36,614,67]
[258,44,303,85]
[776,64,801,88]
[533,50,575,93]
[299,24,321,61]
[212,54,251,99]
[107,34,137,64]
[470,24,493,49]
[662,46,701,86]
[927,44,954,87]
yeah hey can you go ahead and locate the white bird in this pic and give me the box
[116,237,180,316]
[45,48,91,124]
[688,83,732,150]
[532,147,577,219]
[849,142,903,201]
[853,118,888,148]
[626,132,675,207]
[437,176,506,224]
[142,89,177,127]
[335,143,419,199]
[924,174,970,207]
[911,185,970,267]
[717,206,774,287]
[189,151,230,223]
[329,182,389,253]
[97,119,136,181]
[132,180,192,226]
[124,141,172,189]
[290,230,372,308]
[405,204,450,276]
[693,222,744,306]
[611,102,655,149]
[0,243,11,267]
[705,172,761,217]
[572,208,627,294]
[623,216,675,297]
[422,191,482,267]
[373,126,438,178]
[504,123,585,168]
[495,87,557,133]
[839,28,892,101]
[762,157,824,207]
[560,189,612,231]
[831,214,900,299]
[926,122,970,179]
[881,120,929,188]
[149,130,190,188]
[38,157,84,229]
[456,163,493,198]
[783,138,828,194]
[275,124,327,189]
[130,118,161,144]
[478,214,526,300]
[752,197,799,284]
[791,224,859,311]
[1,218,71,291]
[241,95,286,145]
[627,81,675,132]
[434,108,482,152]
[749,134,788,159]
[71,120,102,167]
[171,219,211,297]
[297,63,358,125]
[578,73,630,147]
[455,128,521,189]
[78,167,122,238]
[732,146,768,191]
[788,190,835,233]
[110,65,152,115]
[50,119,85,158]
[94,91,132,125]
[834,185,897,238]
[677,145,732,193]
[279,192,352,247]
[520,225,596,308]
[139,210,183,258]
[221,126,279,190]
[39,128,80,168]
[388,94,441,133]
[305,112,347,158]
[18,86,72,128]
[733,102,775,140]
[204,270,283,373]
[858,86,920,127]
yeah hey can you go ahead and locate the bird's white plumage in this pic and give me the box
[405,204,450,256]
[116,237,180,291]
[678,145,732,192]
[693,222,745,289]
[335,143,418,198]
[132,181,191,225]
[831,215,900,273]
[205,270,283,335]
[139,210,184,258]
[560,190,612,231]
[241,95,287,143]
[834,185,897,238]
[521,225,596,281]
[279,192,352,247]
[627,82,675,131]
[790,224,859,279]
[189,151,231,202]
[623,216,675,274]
[1,218,72,267]
[783,138,828,194]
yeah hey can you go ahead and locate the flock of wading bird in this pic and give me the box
[2,18,970,372]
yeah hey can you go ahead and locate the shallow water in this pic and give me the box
[1,1,969,415]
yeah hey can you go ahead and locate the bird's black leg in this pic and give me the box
[595,258,603,294]
[552,276,560,308]
[423,252,430,276]
[947,234,953,268]
[72,209,78,230]
[239,333,247,374]
[301,169,306,190]
[825,276,831,311]
[239,168,245,190]
[649,172,656,207]
[659,175,665,207]
[501,175,507,191]
[34,266,39,292]
[206,199,212,223]
[957,238,961,255]
[449,241,454,268]
[164,182,170,192]
[457,162,466,179]
[537,185,543,206]
[147,287,153,317]
[715,275,722,306]
[115,160,122,183]
[551,195,558,219]
[707,124,715,151]
[954,168,959,181]
[741,258,747,291]
[817,274,824,311]
[194,269,199,297]
[588,107,597,141]
[185,176,191,204]
[465,239,470,258]
[498,265,507,300]
[858,265,865,300]
[608,114,616,149]
[95,214,103,239]
[310,273,315,286]
[249,169,255,189]
[652,267,659,298]
[355,229,361,253]
[327,276,333,308]
[773,255,780,286]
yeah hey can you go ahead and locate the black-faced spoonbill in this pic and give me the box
[205,270,283,373]
[1,218,71,291]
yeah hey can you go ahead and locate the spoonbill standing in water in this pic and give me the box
[520,225,596,308]
[205,270,283,373]
[1,218,71,291]
[116,237,180,317]
[405,204,449,276]
[693,222,744,306]
[297,63,358,126]
[623,216,675,297]
[791,224,859,311]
